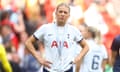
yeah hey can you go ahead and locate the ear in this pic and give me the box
[68,13,70,17]
[55,11,57,19]
[55,9,57,15]
[67,13,70,18]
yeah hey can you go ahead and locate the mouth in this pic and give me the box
[60,17,64,20]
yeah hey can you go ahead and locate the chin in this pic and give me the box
[58,20,64,23]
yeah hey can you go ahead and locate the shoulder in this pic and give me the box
[112,35,120,44]
[37,23,54,29]
[114,35,120,41]
[67,24,79,31]
[41,23,53,27]
[99,44,107,51]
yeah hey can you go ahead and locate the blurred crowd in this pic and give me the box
[0,0,120,72]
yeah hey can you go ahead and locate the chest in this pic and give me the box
[43,27,75,48]
[44,27,74,42]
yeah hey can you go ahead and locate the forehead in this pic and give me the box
[57,5,70,12]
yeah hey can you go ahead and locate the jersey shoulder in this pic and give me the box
[41,23,54,28]
[67,24,80,32]
[67,24,77,29]
[37,23,54,31]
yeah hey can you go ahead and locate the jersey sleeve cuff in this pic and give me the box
[77,38,83,44]
[33,34,39,40]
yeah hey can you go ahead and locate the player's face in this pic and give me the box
[79,25,88,39]
[55,5,70,25]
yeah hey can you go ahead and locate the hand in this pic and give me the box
[40,59,52,69]
[73,56,81,64]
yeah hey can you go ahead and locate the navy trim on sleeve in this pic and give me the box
[77,38,84,44]
[33,35,39,40]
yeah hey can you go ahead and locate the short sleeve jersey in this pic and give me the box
[80,39,108,72]
[33,23,83,71]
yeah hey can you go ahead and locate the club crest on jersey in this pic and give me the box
[51,40,68,48]
[67,34,70,39]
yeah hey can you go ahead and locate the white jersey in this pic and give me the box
[33,23,83,72]
[80,39,108,72]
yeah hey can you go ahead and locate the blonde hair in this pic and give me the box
[95,29,102,45]
[87,26,102,45]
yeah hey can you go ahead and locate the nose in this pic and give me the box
[61,12,65,16]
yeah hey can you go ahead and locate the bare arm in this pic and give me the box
[38,41,45,58]
[75,59,82,72]
[25,35,52,68]
[13,13,25,32]
[110,50,117,66]
[74,39,89,72]
[102,59,107,72]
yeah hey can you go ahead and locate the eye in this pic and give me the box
[64,11,68,14]
[59,10,63,13]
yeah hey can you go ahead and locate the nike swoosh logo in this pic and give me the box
[48,34,53,36]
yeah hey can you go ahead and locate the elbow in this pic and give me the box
[83,44,89,53]
[86,45,89,52]
[25,40,31,52]
[25,40,28,46]
[25,39,30,49]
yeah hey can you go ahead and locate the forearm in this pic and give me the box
[75,60,82,72]
[74,44,89,72]
[102,59,107,72]
[110,51,117,66]
[78,39,89,60]
[77,46,89,60]
[111,56,115,66]
[25,40,43,63]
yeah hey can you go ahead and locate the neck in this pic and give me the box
[57,22,66,26]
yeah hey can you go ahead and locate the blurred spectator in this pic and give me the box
[21,47,41,72]
[111,0,120,24]
[0,10,15,31]
[9,10,25,33]
[23,0,43,36]
[44,0,55,23]
[69,1,83,26]
[84,0,108,36]
[9,52,21,72]
[1,25,19,51]
[17,31,41,72]
[0,0,3,10]
[0,0,25,33]
[17,31,28,66]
